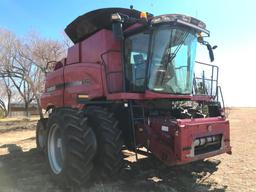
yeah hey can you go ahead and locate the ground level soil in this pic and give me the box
[0,108,255,192]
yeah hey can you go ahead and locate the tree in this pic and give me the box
[19,32,66,118]
[0,77,13,116]
[0,28,66,117]
[0,29,35,116]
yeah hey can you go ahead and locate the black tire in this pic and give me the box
[36,118,48,153]
[86,106,124,179]
[46,107,97,187]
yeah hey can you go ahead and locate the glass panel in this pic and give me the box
[124,32,150,92]
[148,26,197,94]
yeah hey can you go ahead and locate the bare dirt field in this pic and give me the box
[0,108,255,192]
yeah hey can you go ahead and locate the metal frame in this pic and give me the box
[193,61,219,98]
[100,50,123,93]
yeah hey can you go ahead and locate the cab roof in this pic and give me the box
[65,8,153,44]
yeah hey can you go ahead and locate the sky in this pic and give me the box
[0,0,255,106]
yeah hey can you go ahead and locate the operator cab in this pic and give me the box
[111,11,216,96]
[124,24,198,94]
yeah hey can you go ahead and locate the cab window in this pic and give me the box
[124,32,150,92]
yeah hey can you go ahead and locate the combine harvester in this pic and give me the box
[36,7,231,187]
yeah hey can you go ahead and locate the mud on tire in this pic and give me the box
[46,107,97,187]
[86,106,124,179]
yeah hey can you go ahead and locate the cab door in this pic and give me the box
[124,32,150,92]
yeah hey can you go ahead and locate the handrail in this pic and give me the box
[100,50,123,93]
[193,61,219,99]
[217,86,225,109]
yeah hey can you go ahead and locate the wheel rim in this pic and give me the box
[48,124,64,174]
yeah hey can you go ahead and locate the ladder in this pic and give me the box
[129,101,146,161]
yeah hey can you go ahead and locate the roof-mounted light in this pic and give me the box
[140,11,147,19]
[111,13,122,22]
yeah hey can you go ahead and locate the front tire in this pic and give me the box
[46,107,97,187]
[86,106,124,179]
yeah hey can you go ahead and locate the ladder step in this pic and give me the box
[132,105,144,107]
[134,118,144,120]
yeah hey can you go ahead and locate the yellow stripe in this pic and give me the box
[78,94,89,99]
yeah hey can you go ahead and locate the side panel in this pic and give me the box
[66,43,80,65]
[63,63,104,108]
[176,118,231,164]
[135,117,231,166]
[80,29,123,94]
[102,51,123,93]
[41,68,64,109]
[81,30,106,63]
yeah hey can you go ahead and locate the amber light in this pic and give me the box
[140,11,147,19]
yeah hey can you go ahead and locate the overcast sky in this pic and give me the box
[0,0,255,106]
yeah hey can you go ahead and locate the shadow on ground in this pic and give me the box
[0,148,227,192]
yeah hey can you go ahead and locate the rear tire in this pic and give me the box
[86,106,124,179]
[36,118,48,153]
[46,107,97,187]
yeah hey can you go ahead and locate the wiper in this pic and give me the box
[159,31,189,88]
[168,32,189,64]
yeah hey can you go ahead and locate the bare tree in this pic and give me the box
[0,28,66,118]
[0,95,7,117]
[20,32,66,117]
[0,77,13,116]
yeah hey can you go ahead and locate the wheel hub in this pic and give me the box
[48,124,64,174]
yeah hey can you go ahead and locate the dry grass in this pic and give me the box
[0,116,40,123]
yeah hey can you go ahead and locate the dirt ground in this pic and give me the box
[0,108,255,192]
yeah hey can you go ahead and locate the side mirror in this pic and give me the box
[198,37,217,62]
[111,13,123,40]
[206,44,218,62]
[206,43,214,62]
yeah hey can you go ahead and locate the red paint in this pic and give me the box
[41,29,123,109]
[66,43,80,64]
[41,68,64,108]
[136,117,231,165]
[64,63,104,107]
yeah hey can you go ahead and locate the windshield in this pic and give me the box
[148,26,197,94]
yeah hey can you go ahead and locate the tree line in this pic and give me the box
[0,28,71,118]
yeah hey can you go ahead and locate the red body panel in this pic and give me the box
[63,63,104,108]
[41,29,123,109]
[175,118,231,164]
[66,43,80,64]
[136,117,231,165]
[41,68,64,108]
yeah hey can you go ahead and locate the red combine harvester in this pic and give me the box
[37,8,231,186]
